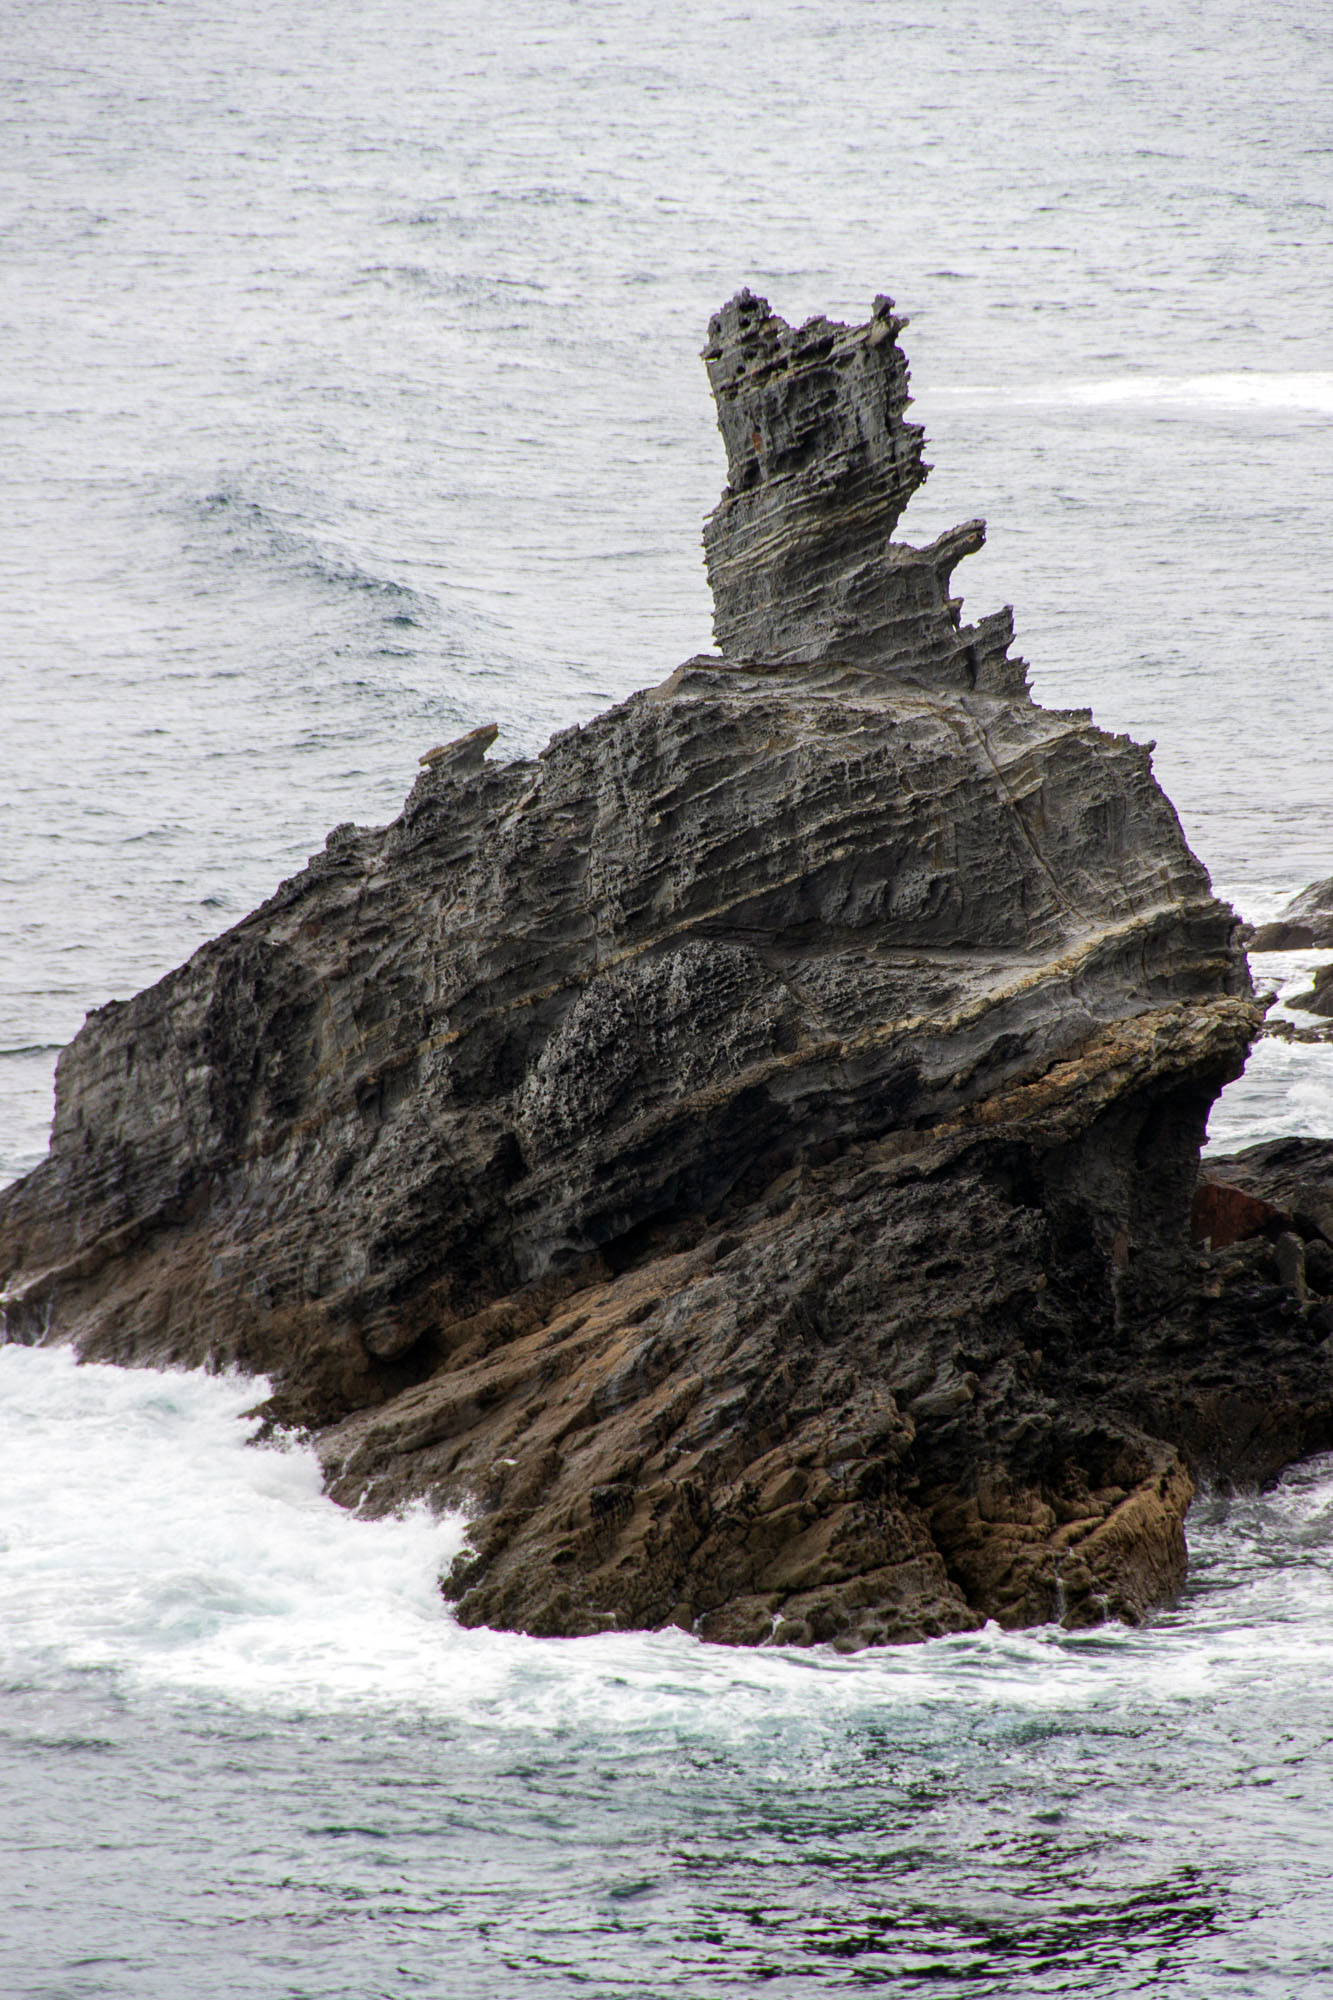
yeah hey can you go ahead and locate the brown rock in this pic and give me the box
[1191,1177,1282,1250]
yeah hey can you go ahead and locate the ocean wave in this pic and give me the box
[191,489,434,615]
[4,1346,1333,1728]
[1206,947,1333,1151]
[933,371,1333,414]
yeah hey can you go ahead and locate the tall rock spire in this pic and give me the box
[702,289,1023,693]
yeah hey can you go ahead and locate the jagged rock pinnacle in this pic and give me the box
[702,290,1022,692]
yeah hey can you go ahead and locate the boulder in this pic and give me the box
[1288,962,1333,1018]
[1250,874,1333,951]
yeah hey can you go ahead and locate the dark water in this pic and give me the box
[2,2,1333,1992]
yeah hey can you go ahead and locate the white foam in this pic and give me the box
[5,1346,1333,1731]
[0,1345,472,1704]
[933,371,1333,415]
[1206,947,1333,1152]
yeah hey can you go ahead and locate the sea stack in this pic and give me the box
[3,293,1330,1648]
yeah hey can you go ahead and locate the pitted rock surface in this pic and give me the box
[3,293,1329,1648]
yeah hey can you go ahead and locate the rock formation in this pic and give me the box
[702,292,1021,692]
[3,292,1330,1648]
[1250,874,1333,951]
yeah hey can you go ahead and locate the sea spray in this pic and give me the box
[4,1343,1333,1728]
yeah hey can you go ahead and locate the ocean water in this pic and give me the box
[2,0,1332,1992]
[4,1348,1333,1999]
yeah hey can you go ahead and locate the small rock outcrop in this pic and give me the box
[3,292,1328,1649]
[1250,874,1333,951]
[1289,964,1333,1018]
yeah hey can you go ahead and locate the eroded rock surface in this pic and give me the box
[702,291,1022,691]
[3,292,1327,1648]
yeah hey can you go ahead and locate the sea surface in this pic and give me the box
[2,1,1332,1993]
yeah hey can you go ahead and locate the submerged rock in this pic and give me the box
[3,292,1328,1648]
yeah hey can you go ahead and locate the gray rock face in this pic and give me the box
[0,656,1243,1387]
[702,291,1021,691]
[3,292,1325,1649]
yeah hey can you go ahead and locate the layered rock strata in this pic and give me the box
[702,291,1022,691]
[3,292,1327,1648]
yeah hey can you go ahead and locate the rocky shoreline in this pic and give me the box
[3,292,1332,1648]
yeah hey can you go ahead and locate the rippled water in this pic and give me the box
[3,0,1333,1992]
[4,1348,1333,1999]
